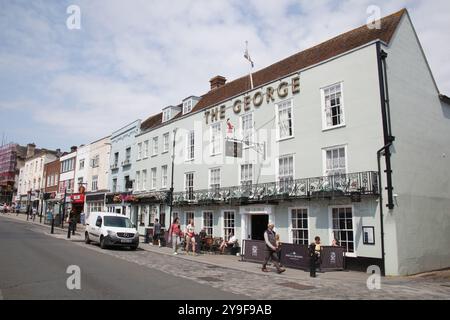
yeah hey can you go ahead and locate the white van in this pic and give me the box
[85,212,139,250]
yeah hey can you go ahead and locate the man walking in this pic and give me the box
[153,218,162,247]
[262,222,286,274]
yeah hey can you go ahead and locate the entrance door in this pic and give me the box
[251,215,268,241]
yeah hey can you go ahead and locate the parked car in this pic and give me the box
[85,212,139,250]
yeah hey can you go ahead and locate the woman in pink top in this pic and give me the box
[169,217,182,255]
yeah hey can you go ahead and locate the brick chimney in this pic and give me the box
[26,143,36,158]
[210,75,227,90]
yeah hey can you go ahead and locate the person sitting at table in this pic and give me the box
[219,231,237,254]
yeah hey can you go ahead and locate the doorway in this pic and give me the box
[251,215,268,240]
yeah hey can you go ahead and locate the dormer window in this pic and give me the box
[163,109,171,122]
[183,99,193,115]
[182,97,200,115]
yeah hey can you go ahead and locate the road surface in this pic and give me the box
[0,218,246,300]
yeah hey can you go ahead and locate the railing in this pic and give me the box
[110,163,119,170]
[121,160,131,166]
[172,171,379,205]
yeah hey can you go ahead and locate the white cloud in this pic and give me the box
[1,0,449,148]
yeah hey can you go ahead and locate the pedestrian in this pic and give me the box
[309,236,322,277]
[70,211,77,235]
[275,234,284,267]
[185,219,196,255]
[153,218,162,247]
[261,222,286,274]
[169,217,182,255]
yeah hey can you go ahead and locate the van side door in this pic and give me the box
[91,216,103,241]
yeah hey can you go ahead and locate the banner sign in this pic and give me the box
[279,243,310,270]
[320,246,345,270]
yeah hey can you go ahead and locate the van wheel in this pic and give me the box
[85,232,91,244]
[100,236,106,249]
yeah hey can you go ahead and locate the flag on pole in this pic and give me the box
[226,118,234,134]
[244,41,254,68]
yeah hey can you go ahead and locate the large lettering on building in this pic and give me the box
[204,76,300,125]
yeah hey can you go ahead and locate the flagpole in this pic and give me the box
[245,41,254,90]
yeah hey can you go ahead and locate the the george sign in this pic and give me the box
[204,76,300,125]
[225,140,242,158]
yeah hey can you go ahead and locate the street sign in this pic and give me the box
[225,140,242,158]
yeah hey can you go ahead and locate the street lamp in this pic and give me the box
[168,128,178,234]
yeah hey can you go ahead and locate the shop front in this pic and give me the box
[105,193,135,218]
[70,193,85,223]
[85,192,106,219]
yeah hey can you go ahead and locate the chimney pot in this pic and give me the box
[210,75,227,90]
[26,143,36,158]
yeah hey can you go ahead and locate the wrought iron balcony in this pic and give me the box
[172,171,379,205]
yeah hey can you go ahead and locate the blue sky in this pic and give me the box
[1,0,449,151]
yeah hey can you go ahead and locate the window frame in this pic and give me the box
[91,175,98,191]
[202,211,214,237]
[321,82,346,131]
[185,130,195,161]
[210,122,222,156]
[288,207,310,245]
[222,210,236,241]
[137,143,142,161]
[161,165,168,189]
[151,167,157,190]
[239,163,254,186]
[163,133,170,153]
[135,171,140,192]
[240,112,254,148]
[152,137,159,156]
[322,145,348,177]
[184,172,194,200]
[328,205,356,257]
[142,169,147,191]
[275,99,294,141]
[143,140,149,159]
[209,167,221,191]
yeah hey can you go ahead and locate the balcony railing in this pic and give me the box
[121,159,131,167]
[110,163,119,170]
[172,171,379,205]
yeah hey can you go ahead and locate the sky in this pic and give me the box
[0,0,449,151]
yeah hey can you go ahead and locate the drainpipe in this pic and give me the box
[377,144,391,277]
[376,41,396,276]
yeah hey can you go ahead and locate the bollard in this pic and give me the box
[67,222,71,239]
[51,218,55,234]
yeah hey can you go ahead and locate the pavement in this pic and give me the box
[1,213,450,300]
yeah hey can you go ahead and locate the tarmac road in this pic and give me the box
[0,218,246,300]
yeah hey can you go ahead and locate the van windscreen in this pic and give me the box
[103,216,133,228]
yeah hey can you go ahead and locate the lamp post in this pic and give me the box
[61,187,67,229]
[168,128,177,234]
